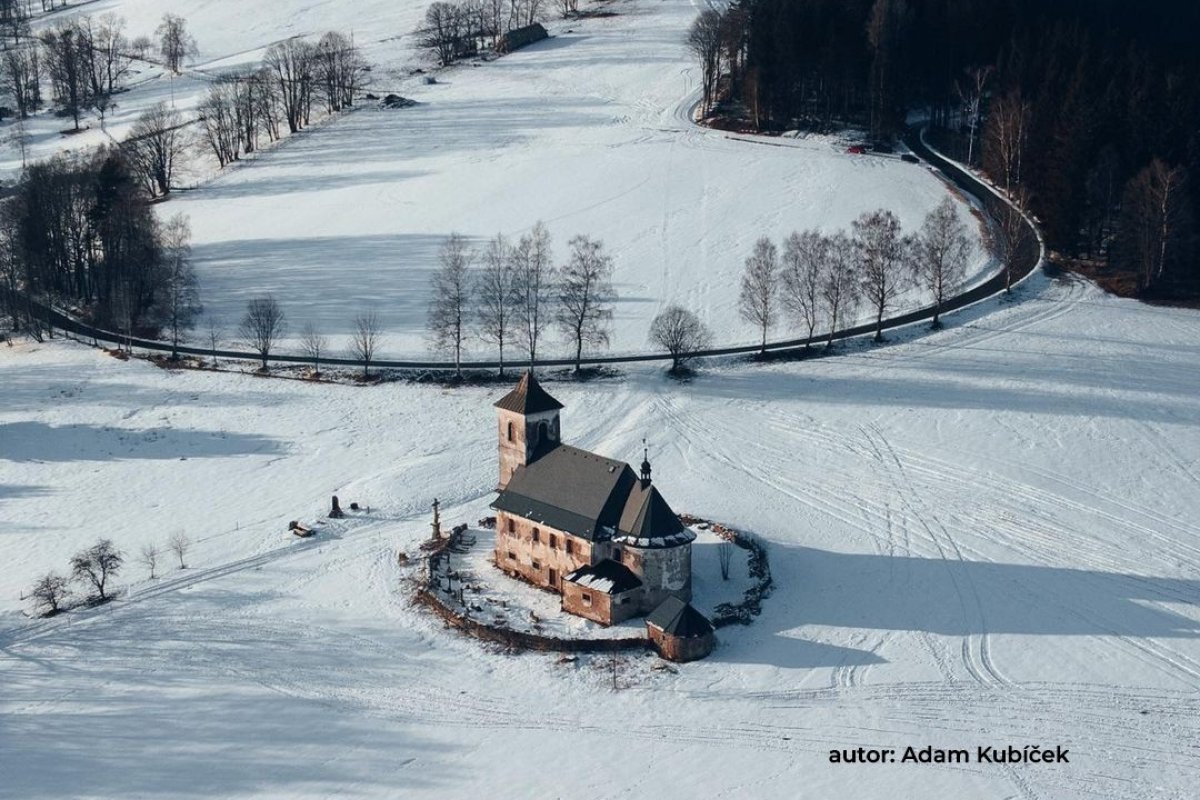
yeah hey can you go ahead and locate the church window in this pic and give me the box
[581,593,592,606]
[507,551,516,561]
[565,540,574,555]
[532,528,540,543]
[507,518,515,533]
[549,534,558,549]
[532,560,541,571]
[506,421,513,441]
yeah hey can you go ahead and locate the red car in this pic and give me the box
[847,145,867,154]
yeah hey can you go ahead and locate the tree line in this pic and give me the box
[418,0,548,66]
[736,198,974,353]
[427,222,616,377]
[26,533,191,617]
[0,147,200,342]
[695,0,1200,299]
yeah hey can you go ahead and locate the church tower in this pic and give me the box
[494,372,564,490]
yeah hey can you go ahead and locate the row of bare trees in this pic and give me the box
[0,12,198,130]
[418,0,547,66]
[198,31,368,169]
[428,223,616,377]
[229,296,384,378]
[738,198,976,353]
[27,533,190,617]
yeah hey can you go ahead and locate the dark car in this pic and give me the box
[901,153,920,164]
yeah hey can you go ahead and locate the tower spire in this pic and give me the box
[640,438,652,485]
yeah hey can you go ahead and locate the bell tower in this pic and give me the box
[494,372,564,490]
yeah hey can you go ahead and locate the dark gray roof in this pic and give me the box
[494,372,564,414]
[619,483,686,541]
[564,559,643,594]
[646,597,714,638]
[491,444,687,543]
[492,445,636,539]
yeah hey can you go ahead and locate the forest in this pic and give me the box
[698,0,1200,300]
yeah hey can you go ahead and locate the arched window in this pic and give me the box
[538,421,548,444]
[506,421,514,442]
[507,518,515,533]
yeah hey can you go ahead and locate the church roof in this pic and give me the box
[494,371,564,415]
[564,559,643,595]
[646,597,714,638]
[491,444,687,543]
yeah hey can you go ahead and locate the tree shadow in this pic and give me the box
[0,422,285,463]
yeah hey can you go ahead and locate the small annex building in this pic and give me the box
[645,596,716,662]
[490,373,710,639]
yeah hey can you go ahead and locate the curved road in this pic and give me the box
[10,127,1043,371]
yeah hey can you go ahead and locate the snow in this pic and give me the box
[4,272,1200,799]
[1,0,990,359]
[3,0,1200,797]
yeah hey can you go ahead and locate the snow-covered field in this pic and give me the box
[3,273,1200,799]
[1,0,990,357]
[4,0,1200,798]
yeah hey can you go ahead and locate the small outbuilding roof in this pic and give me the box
[494,371,564,415]
[646,597,714,638]
[564,559,643,595]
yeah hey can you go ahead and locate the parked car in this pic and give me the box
[847,145,867,154]
[901,153,920,164]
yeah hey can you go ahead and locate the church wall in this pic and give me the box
[496,409,560,489]
[562,582,640,626]
[494,511,590,591]
[634,543,693,612]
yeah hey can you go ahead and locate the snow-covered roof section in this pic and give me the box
[564,559,643,595]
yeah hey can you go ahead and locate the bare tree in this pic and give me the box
[138,544,160,579]
[3,43,42,120]
[28,572,71,616]
[158,214,200,358]
[996,189,1032,293]
[914,197,973,327]
[205,315,224,365]
[687,10,723,116]
[555,0,579,17]
[955,64,992,166]
[512,221,554,369]
[985,89,1030,194]
[429,234,473,379]
[168,531,190,569]
[738,236,779,354]
[264,38,317,134]
[199,80,241,167]
[315,31,368,113]
[1116,159,1193,293]
[419,3,466,66]
[125,102,187,198]
[71,539,124,602]
[853,209,909,342]
[476,233,518,377]
[780,230,826,349]
[156,13,197,74]
[556,234,615,372]
[349,309,384,377]
[239,296,286,370]
[649,304,712,374]
[41,21,88,131]
[299,321,327,376]
[821,231,859,347]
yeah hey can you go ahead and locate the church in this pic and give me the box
[490,372,698,626]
